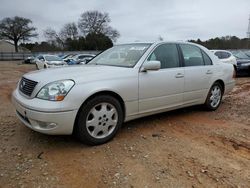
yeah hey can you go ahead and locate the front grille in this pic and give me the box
[19,77,38,96]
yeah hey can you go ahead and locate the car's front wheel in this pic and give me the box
[204,82,223,110]
[74,95,123,145]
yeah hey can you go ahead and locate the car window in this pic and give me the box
[202,51,212,65]
[221,52,231,59]
[180,44,204,66]
[109,53,119,59]
[44,55,61,61]
[38,56,45,61]
[214,51,222,59]
[224,52,231,58]
[148,44,180,69]
[88,43,151,68]
[78,55,93,59]
[78,55,86,59]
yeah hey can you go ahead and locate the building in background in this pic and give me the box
[0,40,29,52]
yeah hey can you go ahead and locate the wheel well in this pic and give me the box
[73,91,126,132]
[214,80,225,94]
[233,65,237,72]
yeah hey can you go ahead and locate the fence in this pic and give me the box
[0,51,100,61]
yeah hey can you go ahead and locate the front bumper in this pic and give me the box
[12,90,78,135]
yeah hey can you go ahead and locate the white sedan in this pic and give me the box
[211,50,237,70]
[35,55,67,69]
[12,42,235,145]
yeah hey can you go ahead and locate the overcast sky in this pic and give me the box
[0,0,250,43]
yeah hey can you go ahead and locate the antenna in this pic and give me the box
[247,14,250,38]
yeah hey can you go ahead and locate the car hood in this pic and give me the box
[23,65,136,85]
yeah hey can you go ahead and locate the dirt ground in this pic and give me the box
[0,61,249,188]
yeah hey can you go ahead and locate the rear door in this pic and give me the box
[179,44,213,105]
[139,43,184,113]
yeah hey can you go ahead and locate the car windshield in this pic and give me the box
[44,55,62,61]
[88,43,151,67]
[244,51,250,58]
[231,51,250,59]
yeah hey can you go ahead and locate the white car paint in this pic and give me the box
[12,42,235,137]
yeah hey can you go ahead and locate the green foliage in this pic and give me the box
[189,36,250,49]
[85,33,113,50]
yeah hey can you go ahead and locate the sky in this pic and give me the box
[0,0,250,43]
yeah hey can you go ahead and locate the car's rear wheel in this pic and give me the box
[204,82,223,111]
[74,95,123,145]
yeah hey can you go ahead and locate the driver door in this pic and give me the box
[139,43,184,113]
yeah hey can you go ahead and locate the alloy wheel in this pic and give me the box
[209,85,222,108]
[86,102,118,139]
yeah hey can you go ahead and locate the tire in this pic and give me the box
[74,95,124,145]
[204,82,223,111]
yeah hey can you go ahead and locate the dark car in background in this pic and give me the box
[23,56,35,64]
[230,50,250,76]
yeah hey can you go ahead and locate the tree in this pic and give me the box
[78,11,120,42]
[60,22,78,40]
[44,23,78,50]
[0,16,37,52]
[43,27,64,49]
[85,33,113,50]
[188,36,250,49]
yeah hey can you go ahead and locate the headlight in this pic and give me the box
[36,80,75,101]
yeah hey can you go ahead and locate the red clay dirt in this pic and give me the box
[0,61,249,188]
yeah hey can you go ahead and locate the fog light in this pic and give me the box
[36,121,57,129]
[47,123,57,129]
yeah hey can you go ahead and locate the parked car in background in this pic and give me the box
[211,50,237,70]
[35,55,67,69]
[68,54,96,64]
[244,50,250,58]
[231,50,250,76]
[12,42,235,145]
[59,54,78,65]
[23,56,35,64]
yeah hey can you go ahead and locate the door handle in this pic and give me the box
[175,73,184,78]
[206,70,213,74]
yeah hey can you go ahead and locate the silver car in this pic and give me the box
[35,55,67,69]
[12,42,235,145]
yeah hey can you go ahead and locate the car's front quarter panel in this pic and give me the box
[66,69,139,118]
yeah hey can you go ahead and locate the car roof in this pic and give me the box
[210,50,232,53]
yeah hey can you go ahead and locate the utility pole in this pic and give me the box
[247,15,250,48]
[247,15,250,38]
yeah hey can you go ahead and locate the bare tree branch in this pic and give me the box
[78,11,120,42]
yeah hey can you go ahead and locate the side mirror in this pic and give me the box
[141,60,161,72]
